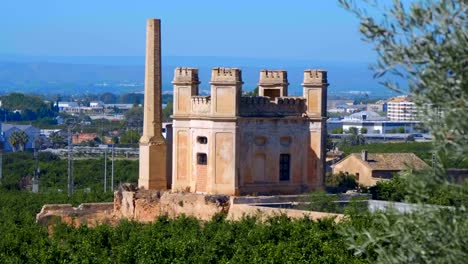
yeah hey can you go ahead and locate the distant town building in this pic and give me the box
[328,103,366,114]
[2,124,41,151]
[387,96,417,121]
[40,129,65,138]
[332,151,429,186]
[327,99,354,109]
[72,133,99,145]
[57,101,79,112]
[90,101,105,108]
[104,104,134,111]
[328,110,423,134]
[366,100,387,112]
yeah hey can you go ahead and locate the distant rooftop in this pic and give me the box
[388,95,413,103]
[349,153,429,171]
[344,110,388,121]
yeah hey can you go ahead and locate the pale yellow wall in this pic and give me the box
[237,118,313,195]
[307,89,321,115]
[172,68,199,117]
[175,86,191,114]
[215,88,236,115]
[210,68,242,118]
[332,155,377,186]
[172,119,237,195]
[302,69,328,118]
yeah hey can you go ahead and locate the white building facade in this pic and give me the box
[387,97,417,121]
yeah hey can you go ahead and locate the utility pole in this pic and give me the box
[111,144,115,191]
[67,123,75,196]
[32,138,39,193]
[71,142,74,195]
[67,126,72,196]
[104,146,107,192]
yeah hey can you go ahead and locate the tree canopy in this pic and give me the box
[8,130,29,152]
[339,0,467,159]
[339,0,468,261]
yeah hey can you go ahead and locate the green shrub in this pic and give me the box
[326,172,358,193]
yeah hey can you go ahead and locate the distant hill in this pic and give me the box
[0,55,404,97]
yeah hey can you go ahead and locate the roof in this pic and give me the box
[2,123,38,132]
[344,110,388,121]
[336,152,429,171]
[388,96,413,103]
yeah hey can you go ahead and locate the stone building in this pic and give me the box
[170,68,328,195]
[138,18,328,196]
[332,151,429,186]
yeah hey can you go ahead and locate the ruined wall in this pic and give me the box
[36,203,116,228]
[37,191,343,229]
[114,190,230,222]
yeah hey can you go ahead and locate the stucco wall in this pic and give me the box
[332,155,376,186]
[237,118,314,195]
[172,119,237,195]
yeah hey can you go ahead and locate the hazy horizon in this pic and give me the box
[0,54,402,97]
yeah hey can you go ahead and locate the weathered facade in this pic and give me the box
[171,68,328,195]
[332,151,429,186]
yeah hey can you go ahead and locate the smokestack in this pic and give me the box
[361,150,368,161]
[138,18,167,190]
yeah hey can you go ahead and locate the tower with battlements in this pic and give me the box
[170,67,328,195]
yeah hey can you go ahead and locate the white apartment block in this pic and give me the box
[387,96,417,121]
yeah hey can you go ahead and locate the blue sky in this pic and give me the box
[0,0,375,62]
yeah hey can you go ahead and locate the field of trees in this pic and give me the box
[0,151,466,263]
[1,173,466,263]
[0,188,367,263]
[1,152,138,193]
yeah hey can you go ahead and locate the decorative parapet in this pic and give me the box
[191,96,212,116]
[173,67,200,84]
[302,69,328,86]
[239,96,306,117]
[258,70,288,85]
[210,67,242,84]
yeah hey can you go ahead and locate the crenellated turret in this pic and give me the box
[258,70,289,100]
[210,67,243,117]
[302,69,328,118]
[172,67,200,117]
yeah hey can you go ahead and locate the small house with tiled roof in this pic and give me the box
[332,151,429,186]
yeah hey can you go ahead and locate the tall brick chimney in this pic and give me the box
[138,19,168,190]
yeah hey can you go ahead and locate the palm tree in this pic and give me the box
[9,130,29,152]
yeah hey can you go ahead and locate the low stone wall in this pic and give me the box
[227,203,343,221]
[36,189,341,228]
[114,189,230,222]
[367,200,451,213]
[36,202,116,227]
